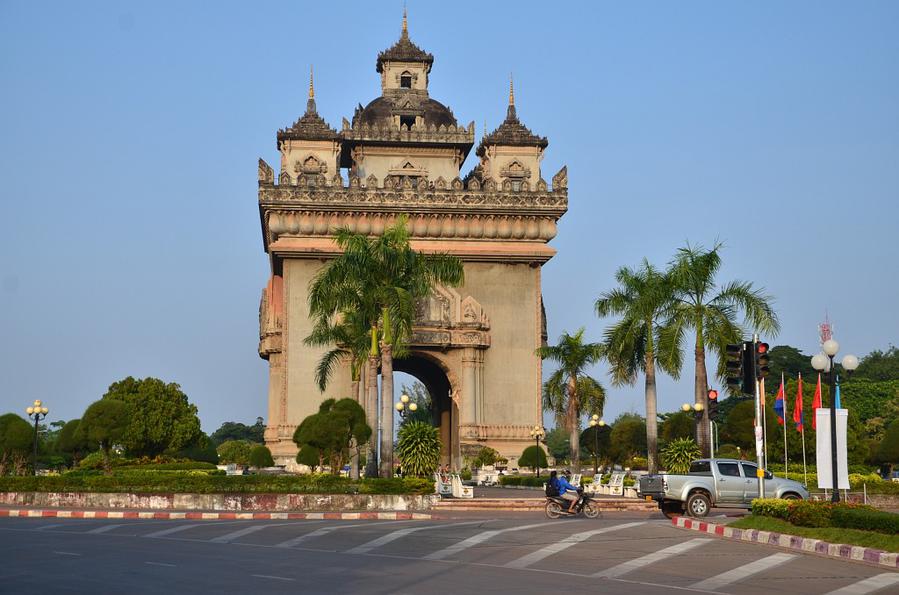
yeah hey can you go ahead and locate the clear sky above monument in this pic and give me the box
[1,1,897,431]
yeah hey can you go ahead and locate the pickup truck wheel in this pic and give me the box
[686,492,711,518]
[661,501,684,519]
[781,493,800,500]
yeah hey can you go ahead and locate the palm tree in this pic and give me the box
[543,376,605,432]
[664,243,780,455]
[307,215,464,477]
[536,329,604,472]
[595,260,682,474]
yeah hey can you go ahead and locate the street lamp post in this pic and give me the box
[394,393,418,420]
[588,414,606,477]
[529,425,545,477]
[811,339,858,502]
[25,400,48,476]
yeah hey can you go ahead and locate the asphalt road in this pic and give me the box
[1,513,897,594]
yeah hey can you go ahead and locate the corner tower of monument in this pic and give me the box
[257,16,568,469]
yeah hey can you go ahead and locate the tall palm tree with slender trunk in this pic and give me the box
[307,215,464,477]
[664,243,780,456]
[536,329,603,472]
[595,260,682,474]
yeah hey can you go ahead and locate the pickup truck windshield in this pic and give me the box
[689,461,712,475]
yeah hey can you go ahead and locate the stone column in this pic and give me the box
[440,409,451,467]
[461,348,478,428]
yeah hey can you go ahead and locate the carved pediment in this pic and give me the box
[499,159,531,180]
[413,286,490,348]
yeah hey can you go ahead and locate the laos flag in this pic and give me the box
[773,375,786,426]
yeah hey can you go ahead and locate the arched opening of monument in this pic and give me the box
[393,352,458,468]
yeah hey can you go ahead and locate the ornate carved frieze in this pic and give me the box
[460,424,540,441]
[266,211,558,242]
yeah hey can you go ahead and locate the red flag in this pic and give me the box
[811,374,822,430]
[793,373,804,432]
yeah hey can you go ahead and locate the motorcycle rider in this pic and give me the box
[550,470,580,514]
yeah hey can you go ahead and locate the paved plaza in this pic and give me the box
[2,513,897,594]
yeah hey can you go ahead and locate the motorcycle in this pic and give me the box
[544,489,601,519]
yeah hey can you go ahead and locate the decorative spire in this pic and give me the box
[506,74,517,120]
[305,65,317,114]
[402,5,408,38]
[376,6,433,73]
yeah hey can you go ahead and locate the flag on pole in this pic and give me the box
[774,378,786,425]
[793,373,804,432]
[811,373,822,430]
[835,376,842,409]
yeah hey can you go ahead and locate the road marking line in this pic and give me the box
[144,524,204,538]
[144,562,176,567]
[274,521,408,549]
[690,552,797,591]
[209,522,305,544]
[504,522,648,569]
[86,523,126,534]
[251,574,295,582]
[52,551,81,557]
[423,521,557,561]
[824,573,899,595]
[36,524,66,531]
[346,521,486,555]
[593,538,712,578]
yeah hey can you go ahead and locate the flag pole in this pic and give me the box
[761,377,768,469]
[801,425,808,487]
[782,373,788,475]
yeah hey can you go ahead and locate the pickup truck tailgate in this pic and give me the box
[639,475,663,496]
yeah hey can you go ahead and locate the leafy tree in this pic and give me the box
[665,242,780,455]
[249,445,275,468]
[102,376,202,457]
[0,413,33,475]
[661,438,702,473]
[57,419,90,465]
[596,259,681,474]
[399,382,433,426]
[216,440,254,466]
[396,421,441,477]
[659,411,695,443]
[608,413,647,463]
[840,379,899,431]
[537,328,604,472]
[579,424,613,473]
[210,418,265,446]
[293,398,372,474]
[175,432,219,464]
[79,400,129,473]
[855,346,899,381]
[544,427,571,463]
[296,444,321,468]
[472,446,500,469]
[307,215,464,477]
[518,445,548,470]
[767,345,815,381]
[876,419,899,464]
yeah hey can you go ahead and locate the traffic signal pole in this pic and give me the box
[752,334,766,499]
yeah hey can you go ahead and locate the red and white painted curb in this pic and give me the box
[0,508,433,521]
[672,516,899,570]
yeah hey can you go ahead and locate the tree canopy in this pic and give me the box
[210,418,265,446]
[102,376,202,457]
[293,398,371,474]
[79,399,129,472]
[855,346,899,381]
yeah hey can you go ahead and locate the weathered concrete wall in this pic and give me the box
[0,492,439,512]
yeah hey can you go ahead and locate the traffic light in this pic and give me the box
[725,344,744,390]
[708,389,719,421]
[755,342,770,379]
[741,340,757,394]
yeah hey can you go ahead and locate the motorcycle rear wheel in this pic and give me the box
[545,501,563,519]
[582,502,601,519]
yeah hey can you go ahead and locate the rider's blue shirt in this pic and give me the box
[557,476,578,492]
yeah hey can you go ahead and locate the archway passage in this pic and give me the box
[393,352,459,469]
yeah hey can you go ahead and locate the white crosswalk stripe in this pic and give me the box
[824,573,899,595]
[209,522,311,544]
[86,523,126,534]
[503,522,647,569]
[346,521,486,555]
[274,521,408,549]
[144,524,204,538]
[592,537,711,578]
[690,552,797,591]
[423,521,557,561]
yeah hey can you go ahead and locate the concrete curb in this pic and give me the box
[672,516,899,570]
[0,508,434,521]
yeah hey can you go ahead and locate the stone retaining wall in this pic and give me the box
[0,492,439,512]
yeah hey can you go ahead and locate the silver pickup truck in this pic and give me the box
[639,458,809,518]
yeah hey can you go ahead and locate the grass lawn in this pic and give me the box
[730,516,899,553]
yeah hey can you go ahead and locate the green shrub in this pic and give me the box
[249,446,274,468]
[831,506,899,535]
[395,422,441,478]
[786,500,834,527]
[518,445,547,469]
[216,440,255,466]
[460,468,472,481]
[498,476,545,487]
[626,456,648,470]
[660,438,702,474]
[751,498,791,520]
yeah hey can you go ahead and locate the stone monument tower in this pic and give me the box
[257,15,568,469]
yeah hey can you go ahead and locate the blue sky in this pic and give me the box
[1,1,897,432]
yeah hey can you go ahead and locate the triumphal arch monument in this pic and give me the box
[257,17,568,469]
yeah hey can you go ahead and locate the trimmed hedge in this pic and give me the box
[751,498,899,535]
[499,476,546,487]
[0,474,434,495]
